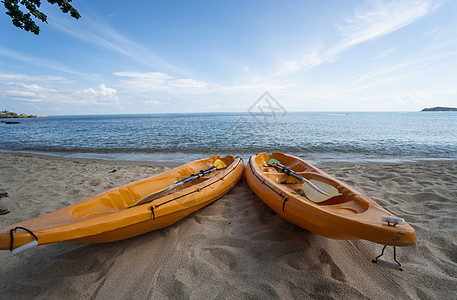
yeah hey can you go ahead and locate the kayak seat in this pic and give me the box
[71,200,120,219]
[322,200,369,214]
[71,189,135,219]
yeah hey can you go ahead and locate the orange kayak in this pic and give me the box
[1,155,244,252]
[245,152,416,247]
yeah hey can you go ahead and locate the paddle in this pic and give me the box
[267,158,341,203]
[128,159,227,207]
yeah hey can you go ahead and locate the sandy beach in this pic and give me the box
[0,152,456,299]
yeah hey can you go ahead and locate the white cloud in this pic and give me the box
[171,78,208,89]
[276,49,323,76]
[1,83,55,102]
[80,84,119,104]
[144,99,162,105]
[336,0,435,48]
[0,72,66,82]
[0,47,85,76]
[214,82,293,95]
[376,45,398,58]
[351,90,433,110]
[1,81,119,105]
[351,45,457,89]
[275,0,438,76]
[51,16,187,76]
[114,72,208,94]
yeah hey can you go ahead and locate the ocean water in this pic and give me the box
[1,112,456,163]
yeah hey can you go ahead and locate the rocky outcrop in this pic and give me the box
[421,106,457,112]
[0,110,46,118]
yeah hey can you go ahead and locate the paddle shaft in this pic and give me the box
[135,165,217,205]
[270,162,305,181]
[269,162,333,197]
[174,165,216,186]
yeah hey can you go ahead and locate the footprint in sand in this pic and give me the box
[318,249,347,283]
[202,246,238,271]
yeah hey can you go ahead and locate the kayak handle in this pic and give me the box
[12,240,39,255]
[382,216,405,226]
[10,226,39,254]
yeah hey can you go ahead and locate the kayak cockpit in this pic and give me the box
[70,158,235,220]
[262,168,369,214]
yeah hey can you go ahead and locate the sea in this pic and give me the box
[1,112,456,163]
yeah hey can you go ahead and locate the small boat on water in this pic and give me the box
[245,152,417,247]
[1,155,244,253]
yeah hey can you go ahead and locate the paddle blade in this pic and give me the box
[302,179,341,203]
[214,159,227,169]
[267,158,280,165]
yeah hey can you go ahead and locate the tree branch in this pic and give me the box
[2,0,80,35]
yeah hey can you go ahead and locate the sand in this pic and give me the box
[0,153,456,299]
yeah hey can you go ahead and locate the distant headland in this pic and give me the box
[0,110,47,118]
[421,106,457,112]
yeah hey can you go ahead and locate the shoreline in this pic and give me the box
[0,151,182,168]
[1,152,456,298]
[2,149,455,165]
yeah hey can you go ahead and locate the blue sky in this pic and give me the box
[1,0,456,115]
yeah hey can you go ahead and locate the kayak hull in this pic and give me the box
[1,156,244,251]
[245,152,416,246]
